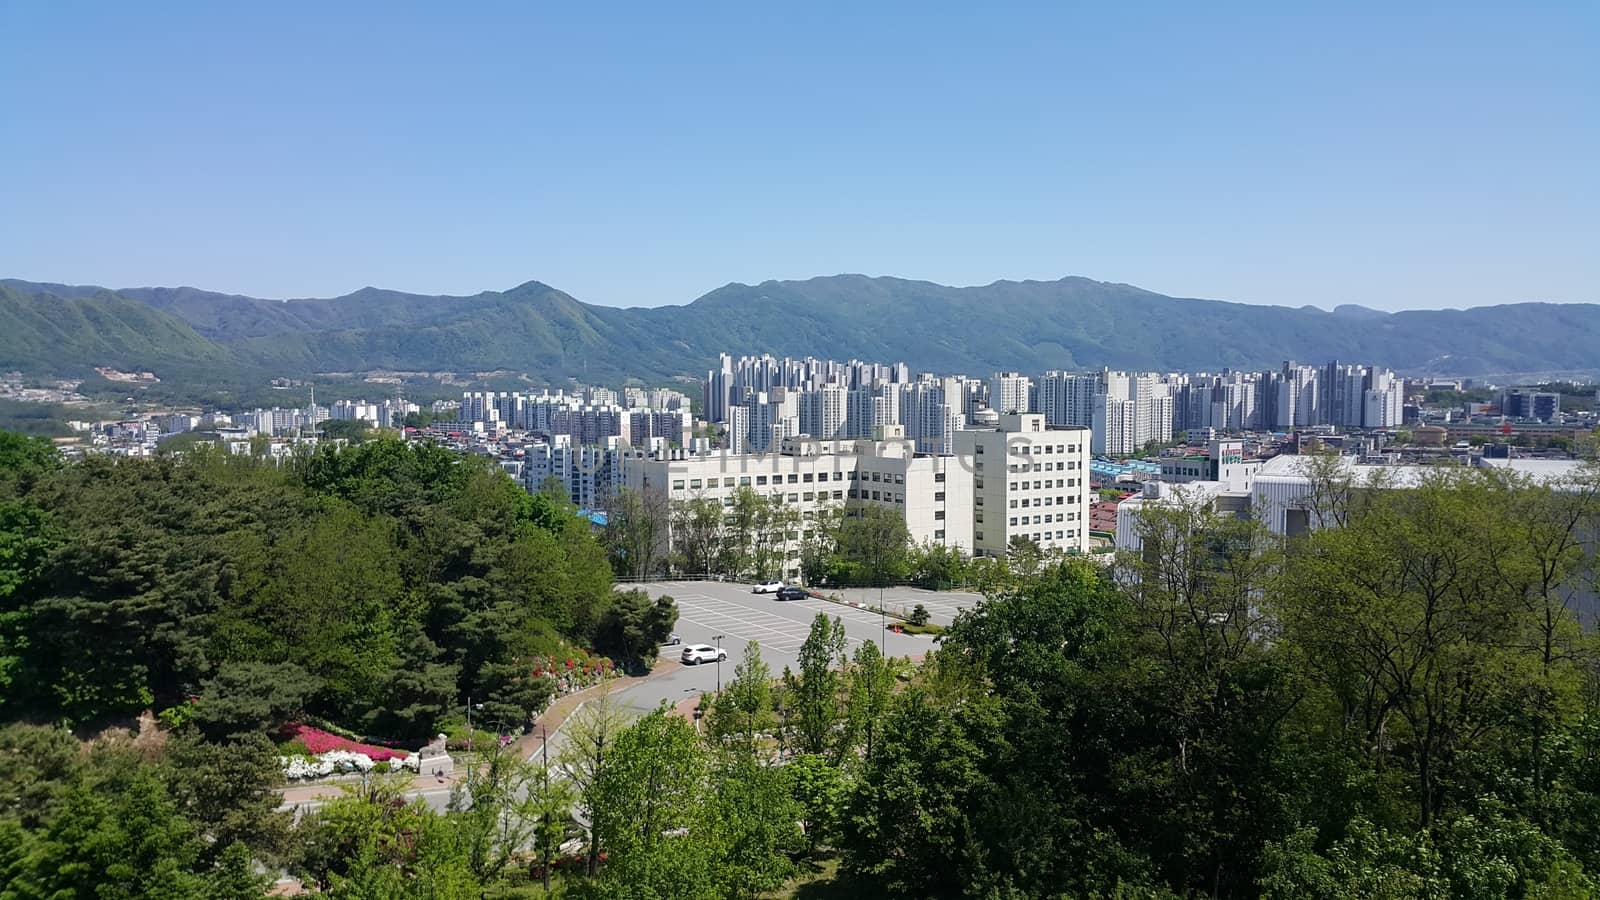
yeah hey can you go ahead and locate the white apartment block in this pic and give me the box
[953,413,1092,558]
[990,372,1033,416]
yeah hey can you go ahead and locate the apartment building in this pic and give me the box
[953,413,1092,558]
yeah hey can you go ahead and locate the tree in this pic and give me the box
[527,760,579,892]
[558,692,629,876]
[603,487,668,579]
[708,641,777,759]
[846,640,896,758]
[1280,471,1574,828]
[473,660,555,733]
[165,732,293,869]
[447,743,546,884]
[586,708,710,894]
[787,753,848,854]
[192,661,319,742]
[594,589,679,673]
[785,614,848,758]
[319,419,372,443]
[840,689,1004,899]
[839,504,910,590]
[670,494,725,576]
[1006,534,1043,577]
[294,780,479,899]
[704,757,803,897]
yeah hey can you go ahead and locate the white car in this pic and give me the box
[752,580,785,594]
[681,644,727,665]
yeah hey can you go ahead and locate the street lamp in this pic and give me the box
[713,634,725,692]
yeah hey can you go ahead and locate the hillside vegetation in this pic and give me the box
[4,275,1598,381]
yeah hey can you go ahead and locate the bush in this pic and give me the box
[907,604,931,627]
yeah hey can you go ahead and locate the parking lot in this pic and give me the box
[605,580,992,717]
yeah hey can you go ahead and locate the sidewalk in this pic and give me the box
[278,656,682,806]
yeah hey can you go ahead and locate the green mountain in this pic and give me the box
[3,275,1597,381]
[0,283,236,375]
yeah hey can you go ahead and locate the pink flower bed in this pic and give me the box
[284,724,410,762]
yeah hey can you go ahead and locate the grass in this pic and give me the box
[762,858,878,899]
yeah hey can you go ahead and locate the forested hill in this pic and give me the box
[4,274,1598,380]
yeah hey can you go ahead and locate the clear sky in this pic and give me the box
[1,2,1595,311]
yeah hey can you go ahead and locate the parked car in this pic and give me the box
[665,633,681,645]
[752,580,784,594]
[775,586,809,602]
[681,644,728,665]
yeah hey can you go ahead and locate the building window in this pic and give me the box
[934,529,945,539]
[871,472,881,482]
[722,496,734,506]
[832,491,843,499]
[739,476,751,486]
[975,512,984,523]
[894,474,904,484]
[934,491,945,501]
[757,475,768,485]
[848,489,859,499]
[787,474,799,484]
[1009,517,1018,525]
[803,492,814,501]
[690,479,702,489]
[934,472,945,482]
[934,510,945,520]
[975,496,983,506]
[872,491,880,500]
[803,473,813,482]
[672,480,685,490]
[724,477,735,487]
[976,531,984,541]
[975,444,984,454]
[788,493,799,502]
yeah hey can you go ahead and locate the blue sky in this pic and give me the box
[1,2,1594,310]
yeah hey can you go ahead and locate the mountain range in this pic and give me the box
[3,275,1597,383]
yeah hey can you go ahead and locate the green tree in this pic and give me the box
[595,589,679,673]
[603,487,668,579]
[191,661,319,742]
[670,494,725,576]
[558,692,629,876]
[846,640,896,758]
[785,614,848,758]
[787,753,849,855]
[447,743,546,884]
[586,708,711,895]
[708,641,777,759]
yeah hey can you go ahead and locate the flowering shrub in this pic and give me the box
[283,724,411,761]
[527,649,617,696]
[280,749,421,780]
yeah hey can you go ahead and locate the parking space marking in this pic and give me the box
[672,598,814,653]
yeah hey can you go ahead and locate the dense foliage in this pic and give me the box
[0,433,646,737]
[7,430,1600,898]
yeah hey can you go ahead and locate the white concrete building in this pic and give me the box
[622,430,976,581]
[990,372,1034,415]
[953,413,1092,558]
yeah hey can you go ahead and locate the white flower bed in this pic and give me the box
[280,750,421,780]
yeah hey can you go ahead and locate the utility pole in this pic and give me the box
[714,634,725,692]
